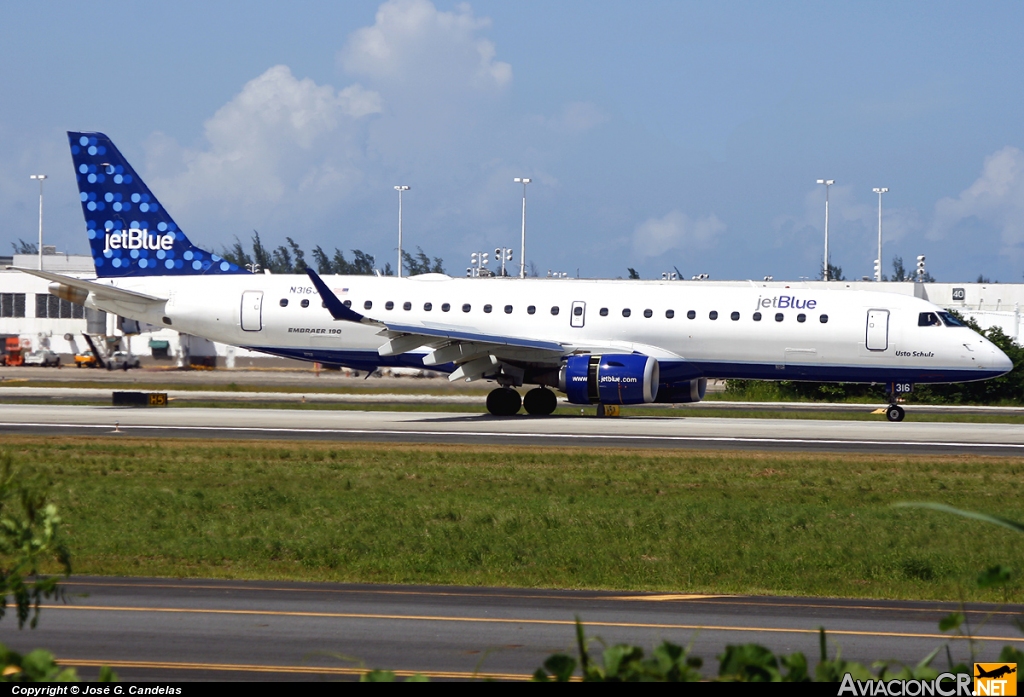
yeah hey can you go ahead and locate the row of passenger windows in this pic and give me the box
[277,297,829,323]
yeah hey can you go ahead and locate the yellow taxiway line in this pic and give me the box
[41,604,1020,643]
[58,658,535,681]
[62,580,1021,616]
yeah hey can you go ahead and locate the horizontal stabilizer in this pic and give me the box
[9,267,166,305]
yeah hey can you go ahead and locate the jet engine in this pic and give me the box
[654,378,708,403]
[560,354,659,405]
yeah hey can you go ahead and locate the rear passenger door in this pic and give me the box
[240,291,263,332]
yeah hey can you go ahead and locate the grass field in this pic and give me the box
[5,437,1023,602]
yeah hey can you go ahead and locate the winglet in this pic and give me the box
[305,268,366,322]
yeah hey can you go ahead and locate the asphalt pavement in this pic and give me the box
[1,577,1018,681]
[1,403,1023,455]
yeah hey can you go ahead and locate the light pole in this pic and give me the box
[494,247,514,276]
[469,251,489,277]
[513,177,531,278]
[872,187,888,282]
[816,179,834,280]
[30,174,47,270]
[394,185,409,278]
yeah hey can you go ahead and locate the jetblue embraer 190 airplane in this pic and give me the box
[16,132,1014,420]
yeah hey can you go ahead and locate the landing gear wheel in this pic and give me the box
[486,388,522,416]
[886,405,905,422]
[523,388,557,416]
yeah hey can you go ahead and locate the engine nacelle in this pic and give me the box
[48,282,88,306]
[560,354,659,405]
[654,378,707,403]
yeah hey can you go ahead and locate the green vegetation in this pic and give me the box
[533,621,1024,682]
[0,451,116,682]
[5,437,1022,601]
[220,229,445,277]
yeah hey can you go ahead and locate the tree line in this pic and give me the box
[219,231,444,277]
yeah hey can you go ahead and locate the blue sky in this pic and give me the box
[2,1,1023,281]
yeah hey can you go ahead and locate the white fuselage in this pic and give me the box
[84,273,1011,387]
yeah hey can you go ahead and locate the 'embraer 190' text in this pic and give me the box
[754,295,817,310]
[103,229,175,253]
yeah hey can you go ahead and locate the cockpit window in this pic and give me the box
[938,311,967,327]
[918,312,942,327]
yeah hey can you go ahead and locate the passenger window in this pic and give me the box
[504,305,513,314]
[573,306,583,316]
[709,311,718,320]
[484,304,492,313]
[385,301,394,310]
[424,302,432,311]
[797,313,806,323]
[622,308,631,317]
[643,309,653,318]
[343,300,352,308]
[730,311,739,321]
[819,314,828,323]
[280,298,289,307]
[301,299,309,308]
[753,312,762,321]
[600,308,609,316]
[687,310,696,320]
[403,302,412,311]
[918,312,942,327]
[462,303,471,313]
[775,313,784,322]
[665,310,675,319]
[364,300,372,310]
[442,303,450,312]
[551,306,560,315]
[528,305,536,315]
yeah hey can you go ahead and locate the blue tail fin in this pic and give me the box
[68,131,248,278]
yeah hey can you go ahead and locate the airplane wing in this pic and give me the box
[10,267,166,305]
[306,268,566,382]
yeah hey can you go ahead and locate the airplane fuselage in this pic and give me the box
[87,273,1010,387]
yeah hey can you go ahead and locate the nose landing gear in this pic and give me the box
[885,404,905,422]
[485,387,522,416]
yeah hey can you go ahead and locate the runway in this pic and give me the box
[1,403,1023,455]
[1,577,1017,681]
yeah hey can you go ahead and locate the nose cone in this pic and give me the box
[991,343,1014,375]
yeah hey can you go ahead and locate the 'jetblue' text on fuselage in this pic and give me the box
[754,295,818,311]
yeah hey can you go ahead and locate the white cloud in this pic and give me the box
[930,146,1024,250]
[139,0,517,258]
[148,65,380,219]
[631,210,725,258]
[339,0,511,92]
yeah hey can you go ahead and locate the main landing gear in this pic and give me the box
[485,387,558,416]
[486,387,521,416]
[523,387,557,416]
[885,404,905,422]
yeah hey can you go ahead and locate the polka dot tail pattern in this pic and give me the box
[68,131,248,278]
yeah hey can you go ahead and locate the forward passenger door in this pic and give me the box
[865,309,889,351]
